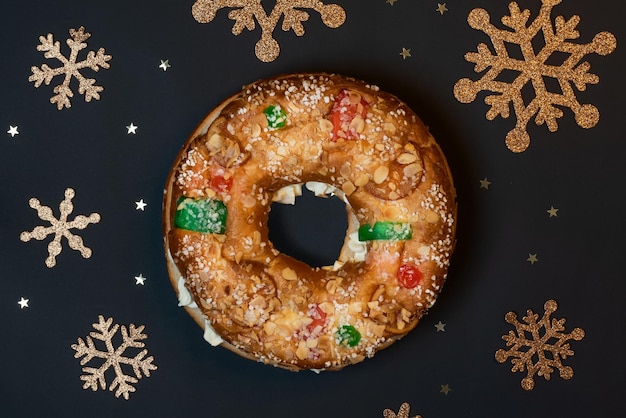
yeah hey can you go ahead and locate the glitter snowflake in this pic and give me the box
[383,402,422,418]
[192,0,346,62]
[454,0,617,152]
[20,188,101,268]
[495,299,585,390]
[29,26,111,110]
[72,315,157,400]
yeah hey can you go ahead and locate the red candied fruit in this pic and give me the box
[329,89,369,141]
[397,264,422,289]
[210,167,233,192]
[307,304,327,333]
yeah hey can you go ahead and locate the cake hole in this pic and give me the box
[268,188,348,268]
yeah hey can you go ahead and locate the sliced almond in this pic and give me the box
[318,301,335,314]
[276,146,289,157]
[397,153,418,164]
[370,285,385,302]
[342,180,356,196]
[347,91,362,105]
[339,163,352,178]
[349,116,365,133]
[383,122,396,133]
[367,301,379,310]
[252,230,262,245]
[373,165,389,184]
[282,267,298,281]
[206,133,223,152]
[354,173,370,187]
[263,321,277,336]
[373,324,386,337]
[404,142,417,153]
[204,188,217,198]
[296,340,309,360]
[251,123,261,137]
[318,118,333,132]
[306,338,319,348]
[241,195,257,208]
[403,162,423,178]
[325,279,338,294]
[425,210,440,224]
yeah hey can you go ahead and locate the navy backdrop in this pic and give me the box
[1,1,624,417]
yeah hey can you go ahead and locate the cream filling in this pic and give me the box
[177,277,197,308]
[203,319,225,346]
[271,182,366,268]
[272,183,303,204]
[168,250,223,347]
[305,182,366,266]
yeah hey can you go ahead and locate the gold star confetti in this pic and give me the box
[436,3,448,15]
[496,300,585,390]
[453,0,617,152]
[435,321,446,332]
[126,123,138,134]
[7,125,19,137]
[480,178,491,189]
[135,199,147,211]
[547,206,559,217]
[18,297,29,309]
[383,402,422,418]
[192,0,346,62]
[400,47,412,59]
[159,59,170,71]
[135,274,147,285]
[440,384,452,395]
[29,27,111,110]
[20,188,101,268]
[527,253,539,264]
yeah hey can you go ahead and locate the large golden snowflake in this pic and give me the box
[454,0,616,152]
[192,0,346,62]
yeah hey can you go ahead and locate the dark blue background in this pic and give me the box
[1,1,624,416]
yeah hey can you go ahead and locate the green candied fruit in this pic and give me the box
[174,196,227,234]
[263,104,287,129]
[337,325,361,347]
[358,221,412,241]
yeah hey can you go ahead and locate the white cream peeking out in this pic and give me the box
[203,319,225,346]
[272,182,367,267]
[177,277,198,308]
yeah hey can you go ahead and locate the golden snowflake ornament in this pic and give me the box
[72,316,157,400]
[495,299,585,390]
[383,402,422,418]
[20,188,101,268]
[192,0,346,62]
[29,26,111,110]
[454,0,617,152]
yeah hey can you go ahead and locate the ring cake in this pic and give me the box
[163,73,457,371]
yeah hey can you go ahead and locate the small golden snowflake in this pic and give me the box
[495,299,585,390]
[383,402,422,418]
[72,316,157,400]
[20,188,101,268]
[29,26,111,110]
